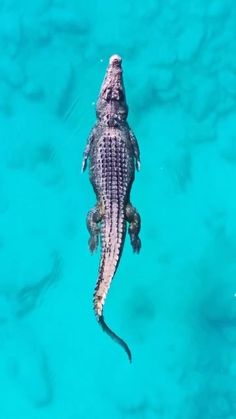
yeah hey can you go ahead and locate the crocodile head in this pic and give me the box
[96,54,128,125]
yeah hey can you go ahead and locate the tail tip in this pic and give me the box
[98,314,132,363]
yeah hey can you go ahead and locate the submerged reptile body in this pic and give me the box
[82,55,141,361]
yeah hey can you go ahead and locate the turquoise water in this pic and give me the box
[0,0,236,417]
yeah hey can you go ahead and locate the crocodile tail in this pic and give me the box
[93,205,132,361]
[98,314,132,362]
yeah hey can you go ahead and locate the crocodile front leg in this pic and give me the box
[125,203,141,253]
[86,205,103,252]
[129,130,141,171]
[82,128,95,172]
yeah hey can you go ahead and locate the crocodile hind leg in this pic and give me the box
[86,205,103,252]
[125,203,141,253]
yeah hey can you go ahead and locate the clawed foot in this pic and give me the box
[125,202,141,254]
[87,205,103,253]
[89,234,99,252]
[131,235,141,253]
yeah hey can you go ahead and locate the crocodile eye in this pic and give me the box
[118,90,124,100]
[105,88,112,100]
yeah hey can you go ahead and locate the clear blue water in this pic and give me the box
[0,0,236,417]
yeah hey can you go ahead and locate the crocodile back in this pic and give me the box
[90,126,134,317]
